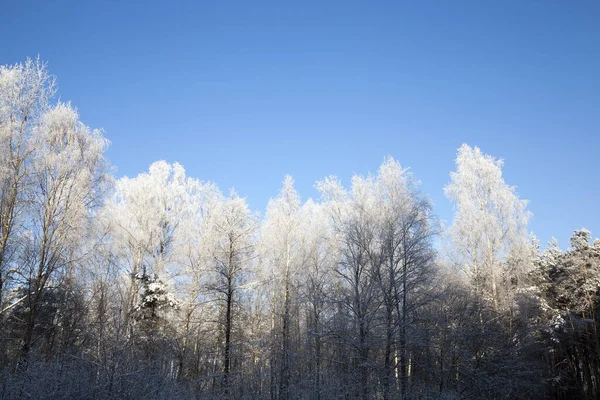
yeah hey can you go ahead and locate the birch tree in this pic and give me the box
[262,175,303,400]
[318,157,437,399]
[444,144,530,308]
[296,199,336,400]
[21,102,109,361]
[0,58,55,315]
[374,157,437,399]
[201,190,257,394]
[174,178,222,384]
[320,173,382,400]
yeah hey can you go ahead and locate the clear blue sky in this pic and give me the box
[2,1,599,249]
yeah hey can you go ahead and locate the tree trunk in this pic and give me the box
[400,261,408,400]
[280,276,290,400]
[223,284,233,395]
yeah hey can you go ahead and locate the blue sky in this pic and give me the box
[2,1,599,249]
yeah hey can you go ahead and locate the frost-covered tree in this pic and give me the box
[296,199,337,400]
[533,229,600,399]
[317,156,437,400]
[207,190,257,394]
[318,174,381,400]
[20,101,109,361]
[133,267,178,342]
[102,161,191,322]
[376,158,437,400]
[445,144,531,307]
[0,58,55,314]
[261,175,304,400]
[171,178,224,384]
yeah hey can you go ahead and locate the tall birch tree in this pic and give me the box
[444,144,530,308]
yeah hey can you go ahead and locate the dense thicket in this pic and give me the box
[1,59,597,399]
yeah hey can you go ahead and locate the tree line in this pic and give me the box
[1,59,598,399]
